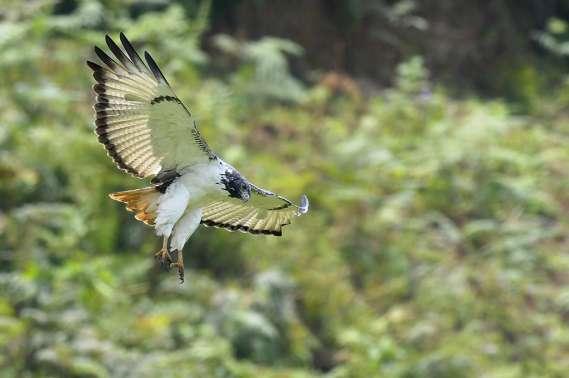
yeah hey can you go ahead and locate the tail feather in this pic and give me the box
[109,187,160,226]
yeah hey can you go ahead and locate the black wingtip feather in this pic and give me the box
[120,33,150,72]
[119,33,135,55]
[144,51,169,85]
[119,32,133,51]
[94,46,120,70]
[104,34,117,52]
[106,34,133,69]
[86,60,102,71]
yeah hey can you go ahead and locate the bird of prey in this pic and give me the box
[87,33,309,282]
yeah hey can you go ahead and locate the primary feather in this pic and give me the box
[88,33,213,178]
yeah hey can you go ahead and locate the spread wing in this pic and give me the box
[201,186,309,236]
[87,33,215,179]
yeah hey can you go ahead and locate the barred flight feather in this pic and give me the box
[88,33,215,179]
[200,191,306,236]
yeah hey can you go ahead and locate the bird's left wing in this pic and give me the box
[87,33,215,179]
[201,186,309,236]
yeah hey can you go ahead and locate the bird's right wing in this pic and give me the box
[87,33,215,179]
[201,187,309,236]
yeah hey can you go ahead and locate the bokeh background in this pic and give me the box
[1,1,569,377]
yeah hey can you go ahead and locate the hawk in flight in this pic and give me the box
[87,34,309,282]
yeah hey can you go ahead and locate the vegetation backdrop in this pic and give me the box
[1,0,569,377]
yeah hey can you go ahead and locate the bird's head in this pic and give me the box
[221,170,251,202]
[238,180,251,201]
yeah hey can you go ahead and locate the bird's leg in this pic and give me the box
[170,250,184,284]
[154,237,172,270]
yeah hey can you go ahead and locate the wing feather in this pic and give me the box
[144,51,170,85]
[120,33,153,76]
[201,189,309,236]
[88,33,215,179]
[106,35,137,72]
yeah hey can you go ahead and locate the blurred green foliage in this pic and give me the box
[1,1,569,377]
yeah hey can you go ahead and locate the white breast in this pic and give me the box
[155,180,190,237]
[178,160,227,204]
[154,160,227,238]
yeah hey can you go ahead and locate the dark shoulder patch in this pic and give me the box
[152,169,181,193]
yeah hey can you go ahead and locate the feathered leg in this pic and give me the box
[153,180,190,276]
[168,208,202,284]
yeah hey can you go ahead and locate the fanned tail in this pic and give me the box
[109,187,160,226]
